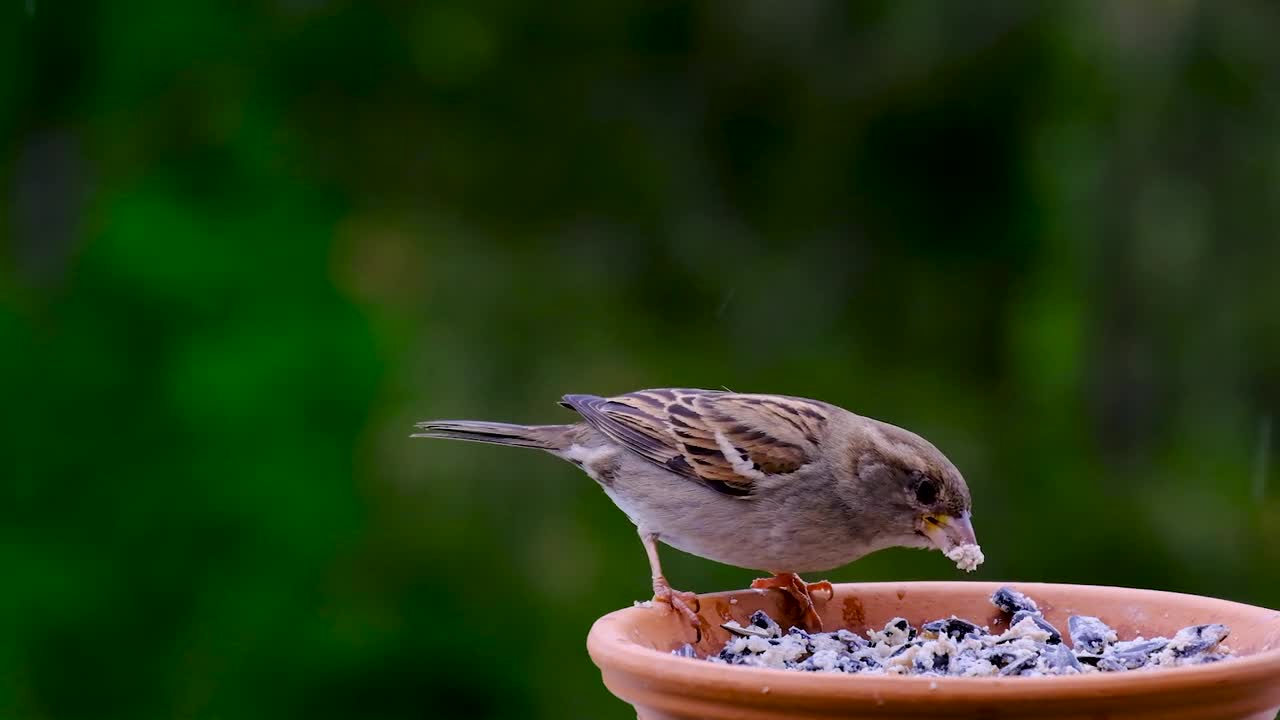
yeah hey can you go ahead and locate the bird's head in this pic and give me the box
[839,417,976,557]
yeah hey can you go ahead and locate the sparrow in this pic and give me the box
[412,388,978,632]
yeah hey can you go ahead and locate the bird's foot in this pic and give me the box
[652,576,701,635]
[750,573,832,631]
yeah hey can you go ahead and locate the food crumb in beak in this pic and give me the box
[945,543,985,572]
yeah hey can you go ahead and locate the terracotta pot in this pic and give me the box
[587,581,1280,719]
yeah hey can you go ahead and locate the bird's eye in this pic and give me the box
[914,477,938,505]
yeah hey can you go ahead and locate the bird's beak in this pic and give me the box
[919,511,978,552]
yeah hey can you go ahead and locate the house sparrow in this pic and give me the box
[412,388,978,632]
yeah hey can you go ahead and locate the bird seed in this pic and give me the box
[682,586,1232,676]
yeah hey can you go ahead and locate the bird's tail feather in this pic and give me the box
[411,420,572,450]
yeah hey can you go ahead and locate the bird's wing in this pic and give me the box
[560,389,830,496]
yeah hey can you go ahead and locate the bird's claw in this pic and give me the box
[750,573,831,631]
[652,578,702,638]
[806,579,835,601]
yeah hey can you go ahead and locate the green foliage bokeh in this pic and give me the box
[4,2,1280,718]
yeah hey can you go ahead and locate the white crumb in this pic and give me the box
[998,616,1052,644]
[866,618,913,647]
[945,543,985,572]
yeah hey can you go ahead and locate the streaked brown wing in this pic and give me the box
[559,389,829,496]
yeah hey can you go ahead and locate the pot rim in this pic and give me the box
[587,581,1280,703]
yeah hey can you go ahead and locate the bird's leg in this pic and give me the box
[640,532,701,631]
[750,573,832,631]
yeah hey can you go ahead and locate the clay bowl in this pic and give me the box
[587,581,1280,719]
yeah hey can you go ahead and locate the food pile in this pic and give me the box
[678,586,1232,676]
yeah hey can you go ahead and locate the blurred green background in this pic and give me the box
[4,1,1280,718]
